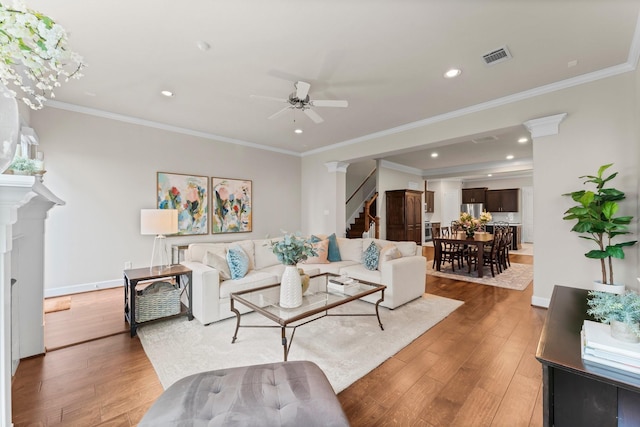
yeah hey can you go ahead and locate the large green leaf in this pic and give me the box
[601,201,618,219]
[585,250,608,259]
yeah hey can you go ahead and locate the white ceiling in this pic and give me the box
[29,0,640,177]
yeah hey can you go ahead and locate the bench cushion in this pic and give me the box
[139,361,349,427]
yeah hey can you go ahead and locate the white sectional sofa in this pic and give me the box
[180,236,427,325]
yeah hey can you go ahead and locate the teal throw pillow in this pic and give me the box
[327,233,342,262]
[363,241,380,270]
[226,245,249,279]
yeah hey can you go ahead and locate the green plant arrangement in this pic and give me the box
[563,163,637,285]
[266,232,317,266]
[9,156,39,173]
[587,290,640,338]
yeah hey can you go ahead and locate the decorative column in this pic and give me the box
[522,113,567,309]
[324,161,349,236]
[0,175,64,426]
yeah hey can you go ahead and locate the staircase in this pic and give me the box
[346,194,378,238]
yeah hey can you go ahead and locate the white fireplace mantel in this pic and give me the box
[0,174,64,426]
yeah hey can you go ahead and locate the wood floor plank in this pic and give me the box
[14,253,545,426]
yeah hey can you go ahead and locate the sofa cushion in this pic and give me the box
[327,233,342,262]
[339,264,381,284]
[336,237,363,262]
[227,245,250,279]
[363,241,380,270]
[304,239,329,264]
[187,242,228,263]
[204,250,231,280]
[254,238,281,270]
[299,260,357,275]
[219,271,278,298]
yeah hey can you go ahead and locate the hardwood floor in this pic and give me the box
[13,252,543,426]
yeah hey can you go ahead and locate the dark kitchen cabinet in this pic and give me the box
[425,190,435,213]
[485,189,519,212]
[386,189,423,245]
[462,187,487,204]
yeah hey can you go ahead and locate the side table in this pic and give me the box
[124,264,193,337]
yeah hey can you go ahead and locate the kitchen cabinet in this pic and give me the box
[425,190,435,213]
[462,187,487,204]
[485,189,519,212]
[386,189,423,245]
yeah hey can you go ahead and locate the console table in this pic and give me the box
[536,285,640,426]
[124,265,193,337]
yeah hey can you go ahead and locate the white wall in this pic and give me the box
[31,108,302,296]
[302,70,639,307]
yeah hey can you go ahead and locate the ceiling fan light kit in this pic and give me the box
[252,81,348,124]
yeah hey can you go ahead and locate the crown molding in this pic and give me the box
[304,62,635,157]
[379,160,423,176]
[43,100,301,157]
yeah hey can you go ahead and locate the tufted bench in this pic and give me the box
[139,360,350,426]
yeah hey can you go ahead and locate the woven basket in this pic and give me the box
[135,281,181,322]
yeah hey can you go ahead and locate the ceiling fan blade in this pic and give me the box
[250,94,288,103]
[296,81,311,100]
[268,106,292,120]
[304,108,324,124]
[310,100,348,108]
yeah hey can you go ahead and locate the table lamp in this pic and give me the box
[140,209,178,271]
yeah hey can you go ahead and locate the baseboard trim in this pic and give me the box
[44,279,121,298]
[531,295,550,308]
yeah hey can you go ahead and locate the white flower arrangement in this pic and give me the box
[0,0,85,109]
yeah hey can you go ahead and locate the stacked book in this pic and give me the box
[328,276,360,293]
[581,320,640,376]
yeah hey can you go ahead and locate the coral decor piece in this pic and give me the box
[0,0,85,109]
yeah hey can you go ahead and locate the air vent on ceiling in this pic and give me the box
[471,136,498,144]
[482,45,512,66]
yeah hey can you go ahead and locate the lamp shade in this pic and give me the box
[140,209,178,235]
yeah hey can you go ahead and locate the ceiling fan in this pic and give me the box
[251,81,348,124]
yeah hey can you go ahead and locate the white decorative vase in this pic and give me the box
[610,320,640,343]
[0,87,20,174]
[280,265,302,308]
[593,280,625,294]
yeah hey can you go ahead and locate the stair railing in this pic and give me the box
[363,193,380,238]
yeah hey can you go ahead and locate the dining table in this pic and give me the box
[433,232,494,278]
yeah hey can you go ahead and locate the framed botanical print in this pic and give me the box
[211,177,252,234]
[157,172,208,235]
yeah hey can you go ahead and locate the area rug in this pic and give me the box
[137,294,463,393]
[427,261,533,290]
[43,296,71,313]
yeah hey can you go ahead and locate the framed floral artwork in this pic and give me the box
[157,172,208,235]
[211,177,252,234]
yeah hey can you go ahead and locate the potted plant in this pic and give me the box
[587,290,640,343]
[266,232,317,308]
[563,163,637,292]
[8,156,40,175]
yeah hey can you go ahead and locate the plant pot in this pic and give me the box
[610,320,640,343]
[280,265,302,308]
[593,280,625,294]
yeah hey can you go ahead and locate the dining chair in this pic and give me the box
[469,229,502,277]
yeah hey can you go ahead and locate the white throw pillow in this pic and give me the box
[378,243,402,271]
[337,237,364,262]
[204,250,231,280]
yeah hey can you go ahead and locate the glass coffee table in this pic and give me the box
[230,272,386,361]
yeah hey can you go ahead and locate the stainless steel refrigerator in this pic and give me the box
[460,203,484,218]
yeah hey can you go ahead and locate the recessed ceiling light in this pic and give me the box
[506,155,514,160]
[487,174,493,177]
[197,41,211,51]
[294,128,303,134]
[161,90,174,97]
[431,152,438,158]
[444,68,462,79]
[518,137,528,143]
